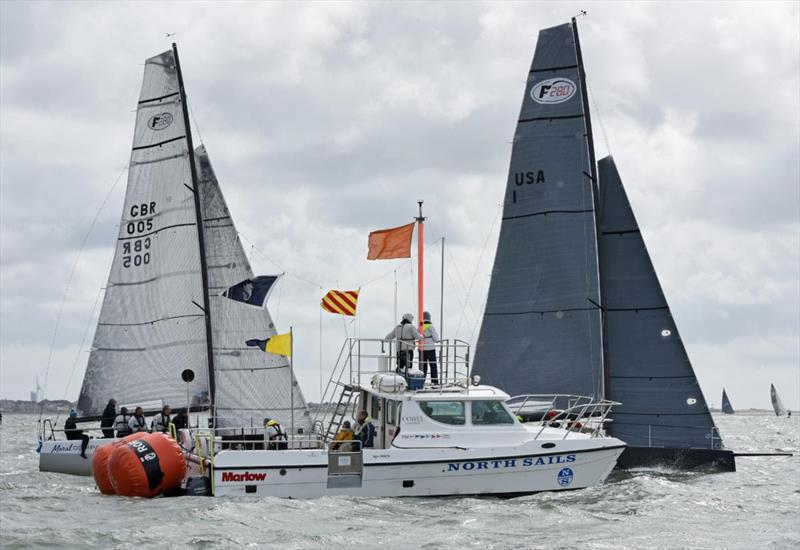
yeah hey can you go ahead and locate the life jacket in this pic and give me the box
[114,414,131,434]
[265,420,286,440]
[151,413,170,433]
[129,415,147,433]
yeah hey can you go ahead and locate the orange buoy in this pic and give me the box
[91,432,148,495]
[108,432,186,498]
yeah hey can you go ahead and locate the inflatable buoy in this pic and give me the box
[108,432,186,498]
[91,433,148,495]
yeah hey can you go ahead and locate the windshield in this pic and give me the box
[418,401,465,425]
[471,400,515,425]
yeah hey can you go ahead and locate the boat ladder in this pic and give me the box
[323,384,358,443]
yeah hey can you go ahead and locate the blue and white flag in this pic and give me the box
[222,275,279,307]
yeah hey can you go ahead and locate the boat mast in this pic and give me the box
[571,17,606,403]
[173,43,217,424]
[416,201,425,329]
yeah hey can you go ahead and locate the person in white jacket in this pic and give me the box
[385,313,422,373]
[419,311,441,384]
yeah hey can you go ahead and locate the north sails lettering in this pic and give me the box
[221,471,267,482]
[447,453,575,472]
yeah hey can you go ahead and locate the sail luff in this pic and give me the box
[770,384,786,416]
[172,43,217,421]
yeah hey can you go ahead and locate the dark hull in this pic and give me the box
[615,446,736,472]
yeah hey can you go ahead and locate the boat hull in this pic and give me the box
[615,446,736,472]
[38,438,117,476]
[211,439,625,497]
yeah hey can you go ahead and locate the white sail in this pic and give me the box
[770,384,787,416]
[195,146,310,430]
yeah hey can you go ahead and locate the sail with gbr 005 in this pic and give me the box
[77,48,309,430]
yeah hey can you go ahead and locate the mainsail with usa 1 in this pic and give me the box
[473,18,735,471]
[40,44,309,475]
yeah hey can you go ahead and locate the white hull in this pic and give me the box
[212,438,625,497]
[39,439,117,476]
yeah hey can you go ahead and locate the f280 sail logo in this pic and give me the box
[147,112,173,131]
[530,78,577,104]
[221,471,267,482]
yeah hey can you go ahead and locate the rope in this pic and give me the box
[453,205,502,339]
[587,80,613,158]
[39,164,127,414]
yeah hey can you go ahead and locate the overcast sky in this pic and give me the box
[1,1,798,411]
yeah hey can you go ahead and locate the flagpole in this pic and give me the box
[290,326,294,443]
[416,201,425,337]
[440,236,445,338]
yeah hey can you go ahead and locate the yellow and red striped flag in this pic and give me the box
[321,290,359,316]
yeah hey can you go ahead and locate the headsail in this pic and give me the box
[598,156,721,449]
[721,389,735,415]
[770,384,787,416]
[473,20,603,399]
[195,146,310,430]
[78,50,209,415]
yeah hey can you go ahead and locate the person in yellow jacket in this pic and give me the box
[331,420,355,451]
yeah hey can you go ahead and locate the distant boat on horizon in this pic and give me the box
[721,389,735,415]
[770,384,788,417]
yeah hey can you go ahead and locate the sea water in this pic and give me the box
[1,413,798,549]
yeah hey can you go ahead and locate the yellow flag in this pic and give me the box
[265,332,291,356]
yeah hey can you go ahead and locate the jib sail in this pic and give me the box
[598,155,721,450]
[473,20,604,400]
[721,389,735,415]
[195,146,309,430]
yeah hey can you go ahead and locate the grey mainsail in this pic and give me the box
[78,50,210,415]
[770,384,787,416]
[598,156,722,450]
[473,21,603,400]
[195,146,310,430]
[722,389,735,414]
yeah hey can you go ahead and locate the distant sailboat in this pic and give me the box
[721,389,735,415]
[473,18,735,472]
[770,384,787,416]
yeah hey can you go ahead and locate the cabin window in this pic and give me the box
[471,400,514,425]
[386,400,399,425]
[418,401,465,425]
[371,395,381,421]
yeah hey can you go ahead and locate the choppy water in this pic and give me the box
[1,413,798,549]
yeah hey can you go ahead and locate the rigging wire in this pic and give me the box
[587,80,613,158]
[39,163,128,414]
[453,205,502,339]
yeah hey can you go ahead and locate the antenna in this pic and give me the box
[165,32,177,37]
[576,10,587,17]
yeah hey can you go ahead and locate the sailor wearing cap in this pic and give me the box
[64,409,90,459]
[263,418,287,450]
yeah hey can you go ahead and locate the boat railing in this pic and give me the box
[508,394,620,439]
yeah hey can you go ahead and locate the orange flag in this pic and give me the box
[367,222,415,260]
[321,290,359,316]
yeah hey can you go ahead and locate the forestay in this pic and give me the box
[473,21,603,400]
[78,50,210,415]
[598,156,721,449]
[195,146,310,430]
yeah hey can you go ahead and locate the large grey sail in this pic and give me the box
[598,156,721,450]
[770,384,786,416]
[77,50,209,415]
[195,146,310,430]
[473,21,603,400]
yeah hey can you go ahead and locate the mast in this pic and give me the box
[173,43,217,423]
[571,17,606,402]
[416,201,425,328]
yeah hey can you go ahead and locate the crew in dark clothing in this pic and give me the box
[64,410,89,459]
[171,408,189,432]
[355,410,376,449]
[100,399,117,438]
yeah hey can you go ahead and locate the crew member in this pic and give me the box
[385,313,422,373]
[64,410,90,459]
[128,406,148,433]
[354,410,376,449]
[419,311,441,384]
[100,399,117,438]
[332,420,355,451]
[263,418,287,450]
[151,405,172,433]
[114,407,132,438]
[171,408,189,432]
